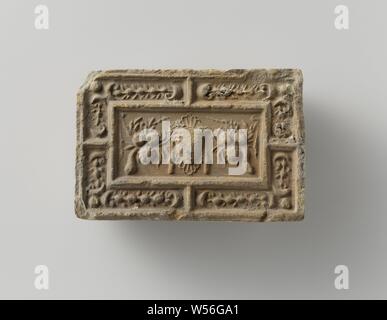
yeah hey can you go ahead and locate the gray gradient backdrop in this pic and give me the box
[0,0,386,299]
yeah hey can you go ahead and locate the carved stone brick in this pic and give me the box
[75,69,305,221]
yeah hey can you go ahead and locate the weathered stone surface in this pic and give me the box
[75,69,305,221]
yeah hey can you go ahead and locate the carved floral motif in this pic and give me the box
[196,191,273,209]
[120,113,260,176]
[86,81,183,138]
[278,197,292,209]
[88,82,108,138]
[210,115,260,175]
[272,152,293,209]
[109,83,182,101]
[170,114,205,175]
[85,150,182,209]
[79,71,303,219]
[86,152,106,208]
[122,116,168,175]
[101,190,181,208]
[271,84,294,139]
[197,83,270,100]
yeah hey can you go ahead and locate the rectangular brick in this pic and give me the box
[75,69,305,221]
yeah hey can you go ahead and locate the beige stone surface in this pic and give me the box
[75,69,305,221]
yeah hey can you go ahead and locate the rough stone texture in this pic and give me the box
[75,69,305,221]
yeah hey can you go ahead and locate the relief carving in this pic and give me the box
[210,115,260,175]
[76,69,304,221]
[197,83,270,100]
[101,190,182,208]
[119,113,261,176]
[270,84,294,139]
[86,80,183,139]
[88,81,108,138]
[85,150,182,210]
[272,152,293,209]
[122,115,168,175]
[86,151,106,208]
[196,191,274,209]
[109,83,182,101]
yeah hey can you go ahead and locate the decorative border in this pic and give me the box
[106,103,269,188]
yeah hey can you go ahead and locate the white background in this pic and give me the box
[0,0,386,299]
